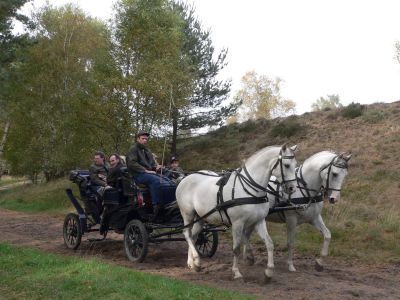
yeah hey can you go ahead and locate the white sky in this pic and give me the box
[21,0,400,113]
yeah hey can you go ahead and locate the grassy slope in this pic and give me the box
[0,102,399,263]
[177,101,400,263]
[0,178,75,214]
[0,243,254,300]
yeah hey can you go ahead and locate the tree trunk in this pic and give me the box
[170,109,178,155]
[0,121,10,178]
[0,121,10,157]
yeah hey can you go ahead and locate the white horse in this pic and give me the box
[262,151,351,272]
[176,144,298,281]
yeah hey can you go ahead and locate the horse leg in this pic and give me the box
[181,213,202,272]
[312,214,331,271]
[255,221,274,282]
[242,225,255,266]
[189,220,204,265]
[286,216,298,272]
[231,222,245,280]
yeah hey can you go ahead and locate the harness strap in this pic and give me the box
[217,183,232,225]
[288,195,323,205]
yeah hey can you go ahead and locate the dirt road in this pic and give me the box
[0,208,399,299]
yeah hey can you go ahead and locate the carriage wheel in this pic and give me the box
[63,213,82,250]
[196,230,218,258]
[124,219,149,262]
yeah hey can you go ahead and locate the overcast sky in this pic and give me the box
[22,0,400,113]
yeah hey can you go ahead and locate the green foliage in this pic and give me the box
[0,243,254,299]
[311,94,342,111]
[271,119,306,138]
[5,4,131,179]
[341,102,364,119]
[233,71,296,121]
[362,109,386,123]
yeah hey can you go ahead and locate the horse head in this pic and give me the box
[271,144,298,195]
[320,153,351,203]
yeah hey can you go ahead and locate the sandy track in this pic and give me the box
[0,208,399,299]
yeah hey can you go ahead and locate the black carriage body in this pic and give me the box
[64,169,222,261]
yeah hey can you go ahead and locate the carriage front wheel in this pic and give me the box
[63,213,82,250]
[124,219,149,262]
[196,230,218,258]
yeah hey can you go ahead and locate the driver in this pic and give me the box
[126,130,164,219]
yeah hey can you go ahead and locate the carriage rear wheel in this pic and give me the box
[196,230,218,258]
[63,213,82,250]
[124,219,149,262]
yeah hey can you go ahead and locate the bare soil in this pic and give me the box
[1,208,399,300]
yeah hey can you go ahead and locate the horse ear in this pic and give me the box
[344,154,352,161]
[281,143,287,151]
[290,145,298,152]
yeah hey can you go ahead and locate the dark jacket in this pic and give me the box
[107,161,125,187]
[126,142,156,176]
[89,163,109,186]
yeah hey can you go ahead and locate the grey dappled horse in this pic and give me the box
[261,151,351,272]
[176,144,298,281]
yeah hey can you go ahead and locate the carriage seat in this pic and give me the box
[69,170,91,193]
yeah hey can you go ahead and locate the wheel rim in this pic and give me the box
[196,232,212,254]
[66,217,78,246]
[126,225,144,258]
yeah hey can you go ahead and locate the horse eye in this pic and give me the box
[332,172,338,177]
[284,164,290,169]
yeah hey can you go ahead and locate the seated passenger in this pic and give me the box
[107,153,126,188]
[126,130,172,220]
[165,156,185,183]
[89,151,110,196]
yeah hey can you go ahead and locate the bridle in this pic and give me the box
[237,148,296,198]
[271,150,297,186]
[294,154,348,202]
[319,155,348,194]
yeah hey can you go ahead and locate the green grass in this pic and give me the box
[0,176,27,187]
[0,243,255,300]
[0,178,73,214]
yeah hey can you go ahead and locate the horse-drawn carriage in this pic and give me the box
[63,168,222,262]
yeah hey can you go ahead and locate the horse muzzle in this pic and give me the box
[326,190,340,204]
[283,182,296,195]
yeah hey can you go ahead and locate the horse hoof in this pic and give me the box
[315,259,324,272]
[264,268,273,283]
[288,265,297,272]
[194,265,201,272]
[233,274,244,281]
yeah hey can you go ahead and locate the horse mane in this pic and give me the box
[303,150,338,168]
[245,145,281,165]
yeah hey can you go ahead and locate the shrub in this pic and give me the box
[362,109,385,123]
[271,119,306,138]
[341,102,364,119]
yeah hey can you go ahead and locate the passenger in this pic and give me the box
[89,151,110,196]
[165,156,185,183]
[126,130,167,220]
[107,153,125,188]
